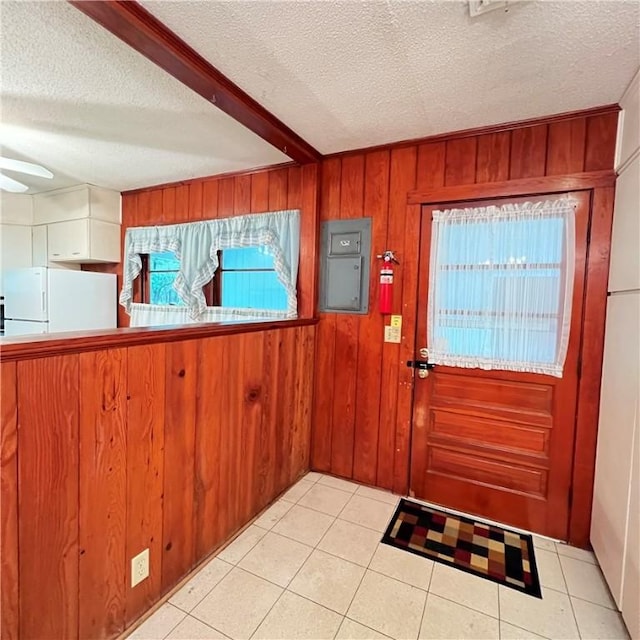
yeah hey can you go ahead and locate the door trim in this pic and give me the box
[407,170,616,205]
[407,176,615,547]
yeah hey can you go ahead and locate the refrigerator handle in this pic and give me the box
[41,290,46,313]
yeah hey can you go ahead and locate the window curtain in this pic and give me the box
[119,209,300,322]
[427,199,576,377]
[128,303,290,327]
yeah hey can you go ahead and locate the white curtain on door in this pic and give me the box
[427,199,576,377]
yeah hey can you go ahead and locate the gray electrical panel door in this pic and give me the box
[319,218,371,314]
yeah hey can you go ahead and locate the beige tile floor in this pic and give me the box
[128,472,630,640]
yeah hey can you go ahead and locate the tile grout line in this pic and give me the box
[213,503,558,634]
[183,613,231,640]
[168,559,234,616]
[218,526,269,566]
[167,473,596,640]
[179,531,573,636]
[559,556,584,640]
[338,518,380,635]
[312,474,402,505]
[247,499,346,640]
[415,551,437,640]
[556,548,600,566]
[497,575,502,640]
[157,603,188,640]
[246,499,351,639]
[427,590,501,622]
[282,492,396,535]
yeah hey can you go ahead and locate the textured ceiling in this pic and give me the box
[1,1,638,196]
[0,1,288,194]
[141,0,640,154]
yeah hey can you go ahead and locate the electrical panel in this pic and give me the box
[319,218,371,314]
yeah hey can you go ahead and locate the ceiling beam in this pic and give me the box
[69,0,322,164]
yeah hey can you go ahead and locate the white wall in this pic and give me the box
[591,67,640,640]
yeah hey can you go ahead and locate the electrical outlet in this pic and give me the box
[131,548,149,588]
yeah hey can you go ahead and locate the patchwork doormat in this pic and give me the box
[382,498,542,598]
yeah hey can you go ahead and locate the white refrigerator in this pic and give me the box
[3,267,117,336]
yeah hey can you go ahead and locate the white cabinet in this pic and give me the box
[616,70,639,172]
[0,224,33,296]
[609,154,640,292]
[30,184,121,264]
[0,193,33,225]
[47,219,120,263]
[33,185,120,225]
[32,225,48,267]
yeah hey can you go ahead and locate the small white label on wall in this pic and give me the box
[384,325,402,343]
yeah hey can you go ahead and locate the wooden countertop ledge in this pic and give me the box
[0,317,317,362]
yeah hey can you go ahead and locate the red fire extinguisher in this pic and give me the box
[377,250,399,314]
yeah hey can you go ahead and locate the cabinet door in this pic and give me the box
[48,219,89,261]
[33,185,120,225]
[32,225,48,266]
[0,225,32,269]
[0,224,32,296]
[33,186,89,224]
[609,154,640,292]
[88,220,120,263]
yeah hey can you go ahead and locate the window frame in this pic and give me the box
[139,249,284,309]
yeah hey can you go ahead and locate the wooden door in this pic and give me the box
[410,191,590,540]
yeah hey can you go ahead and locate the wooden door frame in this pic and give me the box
[404,170,616,548]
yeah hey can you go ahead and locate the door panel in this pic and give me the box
[410,191,590,540]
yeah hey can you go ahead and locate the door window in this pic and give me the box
[428,199,576,376]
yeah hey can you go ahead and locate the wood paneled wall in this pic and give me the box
[0,324,315,640]
[310,109,619,496]
[103,164,319,326]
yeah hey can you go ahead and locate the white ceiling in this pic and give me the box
[0,1,638,196]
[140,0,640,154]
[0,1,288,194]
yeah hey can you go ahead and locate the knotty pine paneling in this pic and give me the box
[162,340,197,592]
[125,343,166,626]
[240,332,265,522]
[546,118,586,175]
[330,154,364,478]
[194,336,226,556]
[1,362,18,640]
[3,323,315,639]
[79,349,128,639]
[311,110,619,495]
[116,165,319,325]
[509,124,548,179]
[352,150,390,485]
[475,132,511,183]
[378,147,417,492]
[18,355,80,640]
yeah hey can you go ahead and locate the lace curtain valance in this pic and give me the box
[120,209,300,320]
[427,199,576,377]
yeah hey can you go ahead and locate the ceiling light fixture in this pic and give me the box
[0,174,29,193]
[0,157,54,179]
[0,157,54,193]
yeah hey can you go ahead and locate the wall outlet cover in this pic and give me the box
[131,548,150,588]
